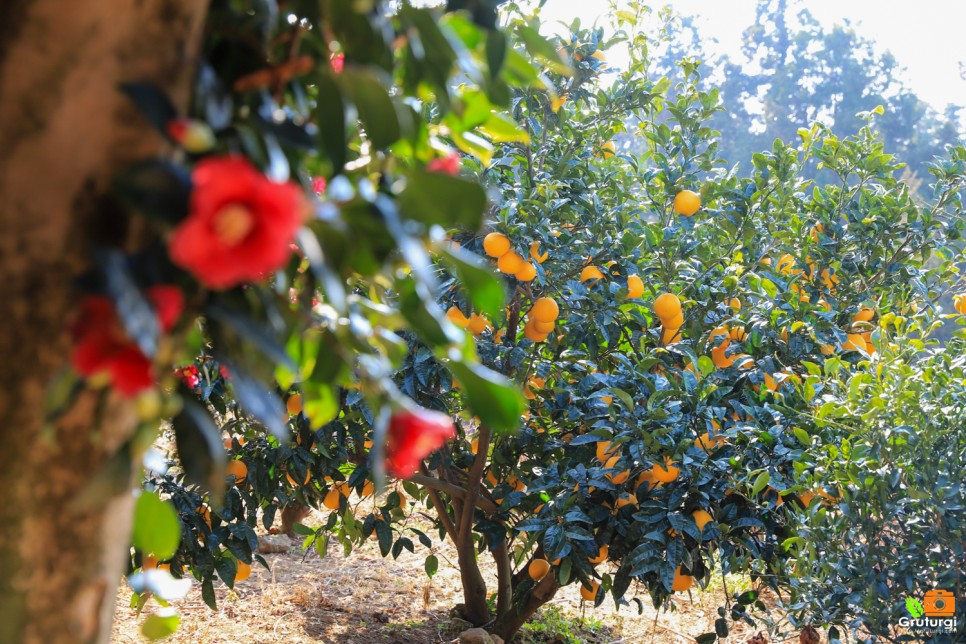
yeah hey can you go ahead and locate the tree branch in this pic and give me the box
[410,473,498,514]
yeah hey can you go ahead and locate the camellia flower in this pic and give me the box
[169,156,304,290]
[175,364,201,390]
[330,52,345,74]
[426,152,461,176]
[384,406,457,478]
[71,285,183,398]
[312,176,327,194]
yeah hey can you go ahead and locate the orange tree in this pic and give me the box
[153,7,965,644]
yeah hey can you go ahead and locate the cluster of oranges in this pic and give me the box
[483,232,546,282]
[653,292,684,345]
[446,306,494,337]
[523,297,560,342]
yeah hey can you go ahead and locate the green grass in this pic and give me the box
[516,605,616,644]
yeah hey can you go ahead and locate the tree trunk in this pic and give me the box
[0,1,207,642]
[491,574,560,642]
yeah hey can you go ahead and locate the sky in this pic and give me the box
[531,0,966,112]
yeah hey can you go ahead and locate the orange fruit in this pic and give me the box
[728,297,741,311]
[692,509,713,532]
[614,494,637,510]
[533,319,555,334]
[711,345,734,369]
[661,326,682,345]
[530,297,560,323]
[600,141,616,158]
[197,505,212,529]
[323,488,342,511]
[671,566,693,592]
[467,313,491,336]
[798,490,816,508]
[651,457,680,483]
[580,580,600,601]
[524,318,550,342]
[763,373,779,391]
[143,554,159,570]
[653,293,682,320]
[627,275,644,299]
[550,95,566,112]
[841,333,867,352]
[636,470,659,491]
[361,481,375,497]
[663,311,684,329]
[286,393,303,416]
[580,265,605,284]
[810,223,824,242]
[776,254,797,275]
[954,295,966,315]
[515,261,537,282]
[695,432,725,453]
[226,460,247,484]
[588,544,608,564]
[729,326,747,342]
[286,469,311,487]
[530,241,549,264]
[673,190,701,216]
[596,441,617,462]
[529,559,551,581]
[497,251,525,274]
[483,232,511,258]
[235,561,251,582]
[853,307,875,322]
[446,306,470,328]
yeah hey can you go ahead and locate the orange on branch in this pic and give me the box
[627,275,644,299]
[497,251,525,274]
[226,460,247,484]
[530,297,559,323]
[528,559,551,580]
[672,566,693,592]
[515,261,537,282]
[483,232,511,258]
[673,190,701,216]
[580,581,600,601]
[580,265,605,284]
[653,293,682,320]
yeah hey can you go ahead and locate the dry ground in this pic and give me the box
[112,501,775,643]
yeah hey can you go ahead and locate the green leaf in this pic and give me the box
[514,25,572,76]
[438,246,505,319]
[478,113,530,143]
[399,170,487,229]
[303,382,340,427]
[751,471,770,496]
[133,491,181,560]
[425,554,438,578]
[446,361,524,433]
[315,534,329,559]
[485,30,507,77]
[340,70,400,149]
[141,609,180,640]
[172,399,226,497]
[314,73,346,172]
[792,427,811,446]
[906,597,924,618]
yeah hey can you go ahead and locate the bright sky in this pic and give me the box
[533,0,966,112]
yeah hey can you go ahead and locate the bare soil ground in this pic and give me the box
[112,501,771,643]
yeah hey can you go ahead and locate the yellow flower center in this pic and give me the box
[212,203,255,246]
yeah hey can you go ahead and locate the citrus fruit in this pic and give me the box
[600,141,616,158]
[515,261,537,282]
[530,241,549,263]
[588,544,608,564]
[651,457,680,483]
[323,488,342,510]
[528,559,551,581]
[692,509,713,532]
[533,319,555,334]
[853,307,875,322]
[530,297,559,322]
[580,580,599,601]
[580,265,605,284]
[467,313,490,336]
[446,306,470,328]
[497,251,525,274]
[524,318,550,342]
[235,561,251,582]
[627,275,644,298]
[671,566,693,592]
[841,333,867,352]
[226,460,247,484]
[653,293,681,320]
[286,469,311,487]
[673,190,701,216]
[483,232,511,258]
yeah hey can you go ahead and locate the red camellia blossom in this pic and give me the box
[71,285,183,397]
[175,364,201,390]
[330,52,345,73]
[312,176,327,194]
[169,156,304,289]
[384,407,457,478]
[426,152,461,176]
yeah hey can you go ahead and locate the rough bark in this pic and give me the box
[490,575,560,642]
[0,1,207,642]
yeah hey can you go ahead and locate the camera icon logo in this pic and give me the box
[923,590,956,617]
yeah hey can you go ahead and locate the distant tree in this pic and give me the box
[651,0,964,183]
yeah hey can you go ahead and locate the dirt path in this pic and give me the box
[112,505,768,643]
